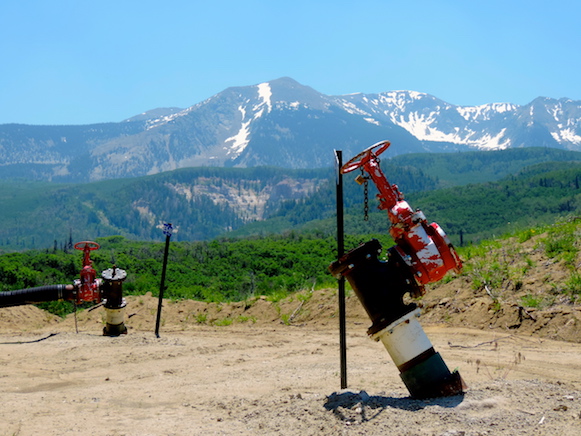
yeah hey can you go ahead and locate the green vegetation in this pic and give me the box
[540,218,581,298]
[541,217,580,266]
[455,217,581,306]
[0,219,581,318]
[391,147,581,187]
[391,161,581,245]
[1,216,581,318]
[94,233,345,302]
[519,294,552,309]
[0,232,390,314]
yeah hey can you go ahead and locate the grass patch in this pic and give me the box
[212,317,234,326]
[520,294,542,308]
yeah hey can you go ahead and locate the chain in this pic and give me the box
[358,153,382,222]
[361,168,369,221]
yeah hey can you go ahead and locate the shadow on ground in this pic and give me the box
[324,390,465,424]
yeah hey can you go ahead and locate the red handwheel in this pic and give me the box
[74,241,100,251]
[341,140,391,174]
[74,241,100,270]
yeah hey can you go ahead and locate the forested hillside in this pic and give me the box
[0,167,330,251]
[0,147,580,251]
[406,161,581,244]
[391,147,581,187]
[234,160,581,245]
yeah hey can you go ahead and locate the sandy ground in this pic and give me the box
[1,295,581,436]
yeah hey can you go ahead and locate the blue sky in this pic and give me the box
[1,0,580,125]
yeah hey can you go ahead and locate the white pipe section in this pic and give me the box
[104,299,126,326]
[370,308,432,367]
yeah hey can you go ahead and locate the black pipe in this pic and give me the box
[0,284,74,308]
[155,226,172,338]
[335,149,348,389]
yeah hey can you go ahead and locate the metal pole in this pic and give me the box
[335,150,347,389]
[155,223,173,338]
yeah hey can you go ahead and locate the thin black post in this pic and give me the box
[335,150,348,389]
[155,223,173,338]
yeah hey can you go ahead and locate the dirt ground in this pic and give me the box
[1,291,580,436]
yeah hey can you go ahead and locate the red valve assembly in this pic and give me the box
[330,140,466,399]
[73,241,102,304]
[342,140,462,290]
[0,240,127,336]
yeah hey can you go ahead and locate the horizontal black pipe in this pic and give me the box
[0,284,73,308]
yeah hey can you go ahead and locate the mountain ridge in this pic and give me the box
[1,77,580,183]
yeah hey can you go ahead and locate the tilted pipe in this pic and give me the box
[331,141,466,398]
[0,284,74,308]
[330,240,466,399]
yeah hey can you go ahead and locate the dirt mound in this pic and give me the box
[1,286,579,345]
[0,304,60,332]
[420,279,581,343]
[1,290,368,335]
[418,232,581,343]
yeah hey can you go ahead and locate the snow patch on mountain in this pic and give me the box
[389,111,447,141]
[456,103,517,121]
[145,107,193,130]
[472,128,511,150]
[338,100,371,117]
[257,82,272,114]
[225,106,251,155]
[551,128,581,145]
[224,83,275,156]
[380,90,428,110]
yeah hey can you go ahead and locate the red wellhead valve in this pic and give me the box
[341,140,462,292]
[330,140,467,399]
[73,241,102,304]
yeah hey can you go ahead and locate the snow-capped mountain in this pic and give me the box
[339,91,581,150]
[1,77,580,182]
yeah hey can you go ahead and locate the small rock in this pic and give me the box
[358,390,370,402]
[439,430,465,436]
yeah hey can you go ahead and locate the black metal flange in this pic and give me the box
[329,239,424,335]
